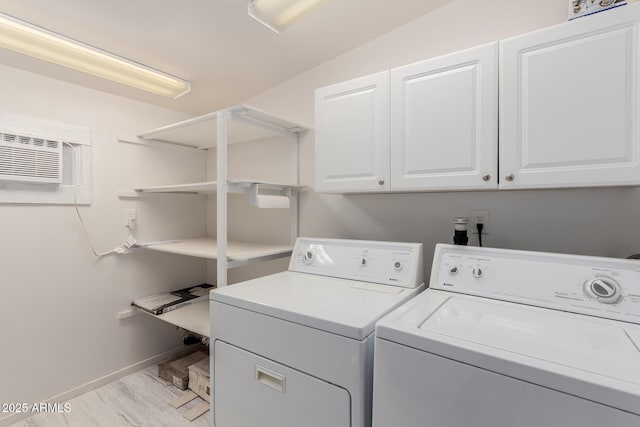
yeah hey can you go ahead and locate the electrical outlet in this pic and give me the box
[124,208,137,232]
[471,209,489,225]
[471,209,489,246]
[117,309,140,320]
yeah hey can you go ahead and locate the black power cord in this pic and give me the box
[477,223,484,247]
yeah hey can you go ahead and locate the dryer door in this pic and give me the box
[214,340,351,427]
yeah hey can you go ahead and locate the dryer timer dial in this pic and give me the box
[302,249,317,265]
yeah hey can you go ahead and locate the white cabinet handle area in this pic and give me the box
[256,365,286,393]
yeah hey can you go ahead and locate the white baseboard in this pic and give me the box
[0,346,187,427]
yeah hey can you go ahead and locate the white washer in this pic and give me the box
[373,243,640,427]
[210,237,425,427]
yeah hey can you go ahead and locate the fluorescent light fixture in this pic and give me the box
[248,0,331,33]
[0,13,190,99]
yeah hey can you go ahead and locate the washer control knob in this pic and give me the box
[472,266,483,278]
[303,249,316,265]
[448,266,459,275]
[394,261,403,271]
[585,277,621,304]
[360,257,368,266]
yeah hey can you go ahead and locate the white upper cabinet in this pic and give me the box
[390,42,498,191]
[314,71,390,193]
[500,5,640,189]
[315,5,640,194]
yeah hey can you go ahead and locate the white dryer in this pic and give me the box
[373,244,640,427]
[210,237,425,427]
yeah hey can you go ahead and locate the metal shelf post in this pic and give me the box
[217,110,229,287]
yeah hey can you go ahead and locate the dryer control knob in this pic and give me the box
[585,277,621,304]
[394,261,403,271]
[472,266,483,278]
[303,249,316,265]
[448,266,459,275]
[360,257,368,266]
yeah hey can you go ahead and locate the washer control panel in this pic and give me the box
[290,238,424,288]
[584,277,621,303]
[431,244,640,324]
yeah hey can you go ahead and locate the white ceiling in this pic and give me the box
[0,0,452,115]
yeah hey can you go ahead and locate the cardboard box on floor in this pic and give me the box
[188,357,211,402]
[159,346,208,390]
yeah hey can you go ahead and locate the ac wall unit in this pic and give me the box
[0,132,63,184]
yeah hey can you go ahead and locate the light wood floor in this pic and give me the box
[12,366,211,427]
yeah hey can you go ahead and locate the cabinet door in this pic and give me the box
[500,6,640,189]
[314,71,390,193]
[214,340,351,427]
[390,42,498,191]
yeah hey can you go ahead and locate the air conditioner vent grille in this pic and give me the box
[0,131,63,184]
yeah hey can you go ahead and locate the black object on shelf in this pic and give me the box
[132,283,216,315]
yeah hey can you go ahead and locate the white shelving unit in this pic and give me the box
[140,238,295,268]
[120,104,306,337]
[135,105,305,149]
[139,300,211,337]
[130,179,302,196]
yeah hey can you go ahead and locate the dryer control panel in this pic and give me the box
[430,244,640,324]
[290,238,424,288]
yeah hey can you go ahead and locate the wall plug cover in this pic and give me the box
[124,235,137,249]
[115,246,140,255]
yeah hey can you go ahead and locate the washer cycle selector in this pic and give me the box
[360,257,368,266]
[472,266,483,279]
[584,277,621,304]
[394,261,403,271]
[448,266,459,275]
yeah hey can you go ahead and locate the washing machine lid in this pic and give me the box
[376,290,640,414]
[211,271,424,340]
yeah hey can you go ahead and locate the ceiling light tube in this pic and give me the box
[248,0,331,33]
[0,13,190,99]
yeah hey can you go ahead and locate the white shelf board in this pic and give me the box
[133,180,303,195]
[133,181,217,195]
[137,104,306,149]
[140,237,293,262]
[142,300,210,337]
